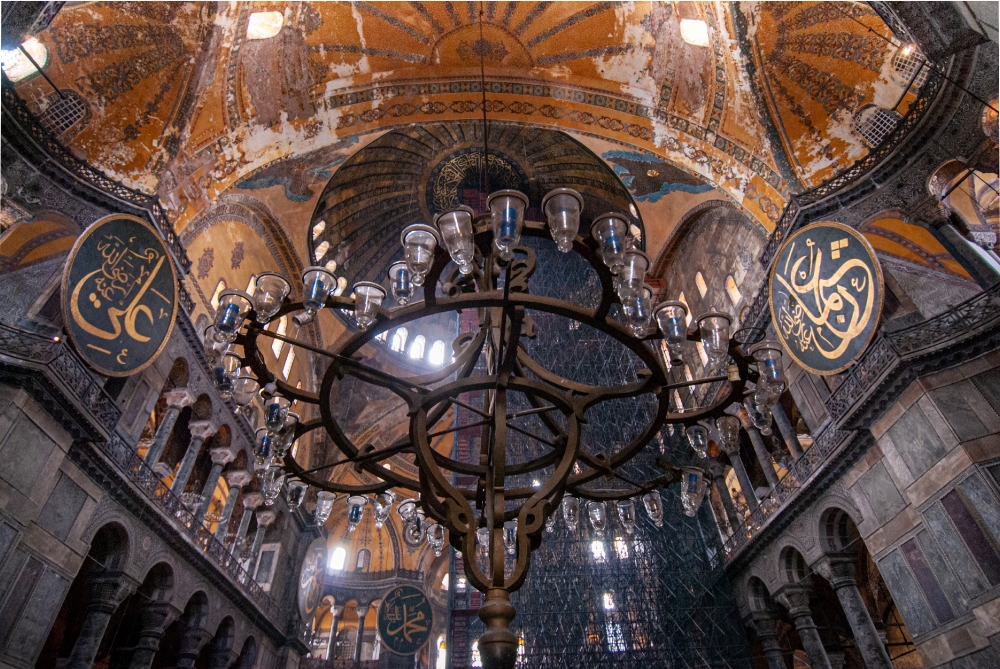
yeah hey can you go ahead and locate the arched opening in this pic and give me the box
[391,327,408,352]
[409,334,426,360]
[152,591,208,669]
[233,636,257,669]
[194,616,234,669]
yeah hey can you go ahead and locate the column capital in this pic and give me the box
[225,469,253,488]
[255,509,278,527]
[242,491,264,509]
[188,421,218,441]
[88,572,140,613]
[774,582,812,617]
[706,459,728,479]
[163,387,197,409]
[812,555,857,589]
[209,445,236,466]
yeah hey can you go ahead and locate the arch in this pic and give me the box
[818,506,861,555]
[88,522,130,571]
[651,200,753,279]
[138,562,174,602]
[192,394,213,421]
[428,339,446,366]
[183,591,210,630]
[233,636,257,669]
[746,576,773,613]
[409,335,426,360]
[391,327,408,353]
[167,358,190,389]
[778,546,809,586]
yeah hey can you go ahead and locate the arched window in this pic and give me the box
[247,11,284,39]
[314,241,330,262]
[853,105,901,148]
[436,636,447,669]
[329,546,347,570]
[677,292,693,326]
[40,89,88,136]
[355,549,371,571]
[891,45,928,88]
[428,340,446,366]
[271,316,287,358]
[210,279,228,310]
[409,335,426,359]
[281,347,295,380]
[246,275,258,295]
[440,573,450,591]
[334,276,348,296]
[725,275,742,307]
[471,640,482,668]
[590,540,607,563]
[0,38,47,82]
[312,220,326,238]
[391,328,408,352]
[694,272,708,298]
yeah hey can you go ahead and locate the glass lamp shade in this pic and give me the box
[261,466,285,507]
[750,340,787,397]
[545,514,556,533]
[503,520,518,555]
[403,511,427,547]
[427,522,446,557]
[352,282,386,329]
[203,326,231,363]
[591,214,629,274]
[397,498,417,521]
[715,415,741,455]
[231,374,260,409]
[274,412,299,457]
[654,301,689,358]
[624,285,655,337]
[618,250,651,301]
[487,189,528,261]
[314,491,336,524]
[562,495,580,531]
[542,187,583,252]
[587,500,608,536]
[285,478,308,508]
[301,266,337,315]
[387,261,414,306]
[373,491,395,529]
[641,491,664,527]
[476,527,490,564]
[680,467,707,517]
[616,499,637,535]
[346,495,367,532]
[685,425,709,458]
[213,353,242,400]
[262,393,290,434]
[745,397,774,436]
[214,289,253,341]
[252,272,290,323]
[434,206,476,273]
[401,224,441,286]
[697,312,731,365]
[253,428,273,472]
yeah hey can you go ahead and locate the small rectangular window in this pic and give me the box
[271,316,287,358]
[282,347,296,380]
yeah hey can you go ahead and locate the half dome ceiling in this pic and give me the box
[9,0,914,239]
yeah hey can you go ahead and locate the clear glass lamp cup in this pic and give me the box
[641,491,664,527]
[427,522,445,556]
[285,477,308,508]
[434,206,476,274]
[214,353,242,400]
[252,272,290,323]
[214,289,253,342]
[616,499,637,535]
[618,249,650,301]
[685,424,709,458]
[346,495,367,532]
[387,260,413,306]
[715,415,741,455]
[231,374,260,413]
[542,187,583,253]
[373,491,395,528]
[591,213,629,274]
[275,412,298,457]
[654,301,689,359]
[503,520,518,555]
[624,284,655,337]
[487,189,528,261]
[301,266,337,316]
[680,467,707,517]
[697,311,731,366]
[562,495,580,531]
[253,427,273,471]
[314,491,336,524]
[587,500,608,536]
[262,393,290,434]
[401,224,441,286]
[750,340,787,397]
[397,498,417,521]
[352,282,386,329]
[262,465,285,506]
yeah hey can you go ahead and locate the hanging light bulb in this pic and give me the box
[401,224,441,286]
[434,206,477,274]
[346,495,367,532]
[314,491,336,524]
[252,272,291,323]
[616,499,637,535]
[487,189,528,261]
[373,491,395,529]
[542,187,583,253]
[680,467,707,517]
[562,495,580,531]
[587,500,608,536]
[685,425,709,458]
[387,261,414,306]
[591,214,629,274]
[641,491,664,527]
[503,520,518,555]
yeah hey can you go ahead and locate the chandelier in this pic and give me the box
[204,183,789,668]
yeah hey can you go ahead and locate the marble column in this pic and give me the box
[170,421,216,494]
[126,602,180,669]
[233,492,263,558]
[707,480,732,537]
[711,469,742,530]
[66,572,138,669]
[214,470,252,542]
[728,454,760,512]
[814,557,892,669]
[194,445,236,524]
[749,612,786,669]
[738,409,780,488]
[775,583,832,669]
[245,508,277,581]
[326,605,343,660]
[354,602,371,662]
[174,626,212,669]
[771,404,802,458]
[144,388,195,466]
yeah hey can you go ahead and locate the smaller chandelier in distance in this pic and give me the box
[206,186,784,669]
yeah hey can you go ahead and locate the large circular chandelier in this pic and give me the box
[205,187,787,669]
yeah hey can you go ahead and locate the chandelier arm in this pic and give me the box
[488,388,509,589]
[502,420,559,448]
[290,440,415,478]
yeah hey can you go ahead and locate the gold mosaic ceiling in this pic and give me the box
[11,0,916,242]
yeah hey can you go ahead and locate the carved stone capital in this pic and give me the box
[87,572,139,613]
[812,555,857,589]
[255,509,277,527]
[163,387,196,409]
[187,421,218,441]
[225,469,253,488]
[242,491,264,509]
[209,445,236,466]
[774,582,813,618]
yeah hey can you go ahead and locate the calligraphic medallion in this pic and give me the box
[62,214,178,377]
[376,584,433,655]
[298,538,326,622]
[769,221,883,375]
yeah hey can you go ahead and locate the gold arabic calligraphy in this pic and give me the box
[775,235,876,360]
[70,233,170,349]
[384,594,429,643]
